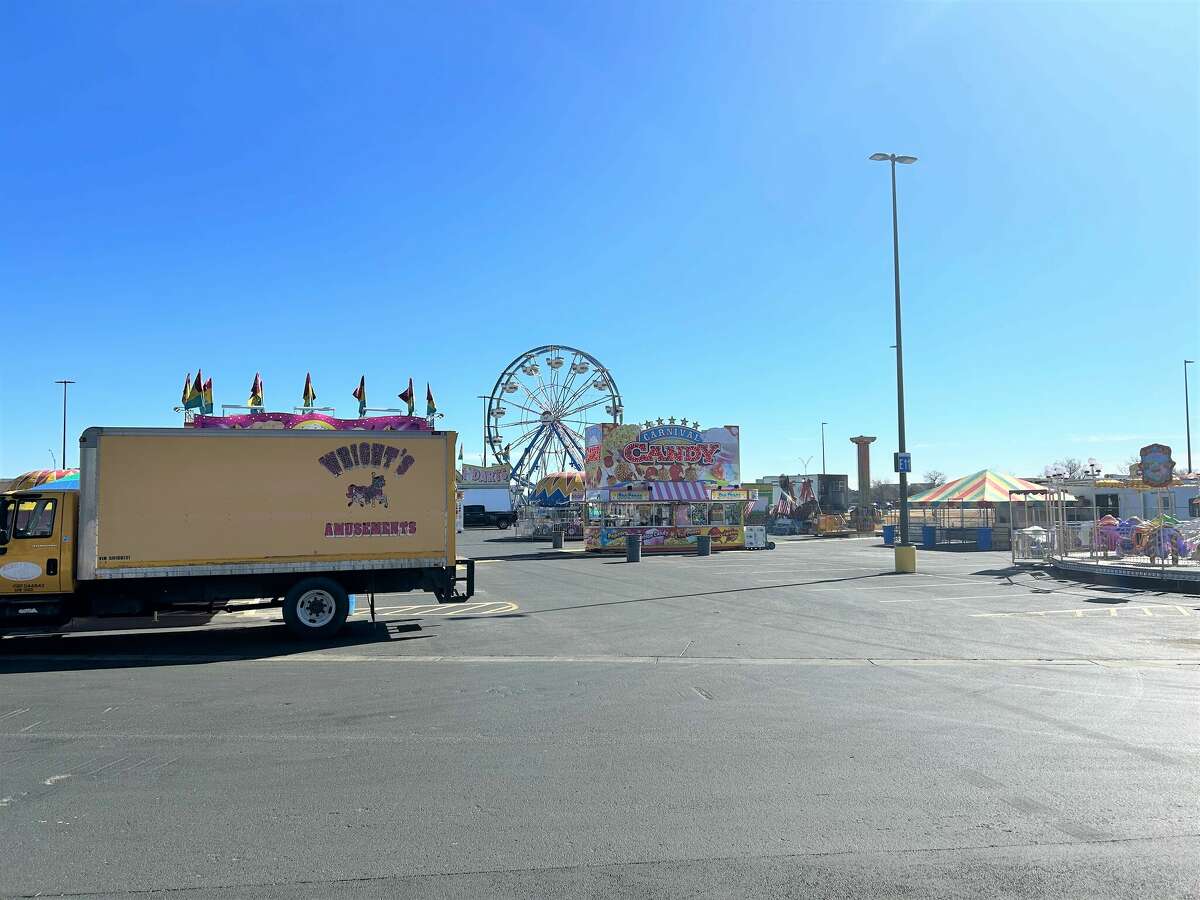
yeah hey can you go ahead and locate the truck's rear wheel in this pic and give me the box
[282,578,349,638]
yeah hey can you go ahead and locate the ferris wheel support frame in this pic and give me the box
[484,344,622,488]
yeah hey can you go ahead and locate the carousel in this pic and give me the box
[518,471,586,540]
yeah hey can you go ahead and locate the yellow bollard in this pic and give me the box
[894,544,917,573]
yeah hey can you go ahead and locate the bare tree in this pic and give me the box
[922,469,946,487]
[871,479,898,503]
[1050,457,1084,479]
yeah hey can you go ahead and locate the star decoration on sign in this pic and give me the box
[667,416,676,425]
[656,418,664,426]
[644,420,654,428]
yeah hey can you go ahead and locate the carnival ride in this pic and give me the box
[518,471,587,540]
[1021,487,1200,581]
[485,345,622,489]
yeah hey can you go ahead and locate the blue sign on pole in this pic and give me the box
[894,452,911,474]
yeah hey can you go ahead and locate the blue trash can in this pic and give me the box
[976,527,993,551]
[921,525,937,549]
[882,525,895,546]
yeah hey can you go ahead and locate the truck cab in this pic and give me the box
[0,489,78,627]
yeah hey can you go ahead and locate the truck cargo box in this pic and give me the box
[78,427,457,580]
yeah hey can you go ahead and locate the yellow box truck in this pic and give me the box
[0,427,473,638]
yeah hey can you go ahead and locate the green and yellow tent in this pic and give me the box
[909,470,1045,505]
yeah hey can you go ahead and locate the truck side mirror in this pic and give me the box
[0,528,9,545]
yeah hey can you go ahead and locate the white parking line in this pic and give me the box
[364,601,518,617]
[879,593,1028,604]
[972,604,1192,620]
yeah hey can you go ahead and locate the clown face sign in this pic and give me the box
[1139,443,1175,487]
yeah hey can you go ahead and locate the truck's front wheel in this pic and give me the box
[283,578,349,638]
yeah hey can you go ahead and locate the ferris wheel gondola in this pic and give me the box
[485,345,623,488]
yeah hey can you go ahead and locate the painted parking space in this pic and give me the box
[355,600,518,618]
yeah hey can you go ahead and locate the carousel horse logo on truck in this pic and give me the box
[346,473,388,508]
[316,441,419,538]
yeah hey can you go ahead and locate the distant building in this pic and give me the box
[1037,477,1200,520]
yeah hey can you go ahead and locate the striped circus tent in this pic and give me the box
[530,471,585,507]
[908,470,1045,505]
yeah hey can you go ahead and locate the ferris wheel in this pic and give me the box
[485,345,623,488]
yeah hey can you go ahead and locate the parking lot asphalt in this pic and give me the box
[2,533,1197,898]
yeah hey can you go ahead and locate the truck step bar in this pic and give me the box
[448,558,475,603]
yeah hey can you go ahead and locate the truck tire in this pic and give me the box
[282,578,349,639]
[496,517,511,529]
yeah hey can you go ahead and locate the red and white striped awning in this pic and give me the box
[649,482,709,502]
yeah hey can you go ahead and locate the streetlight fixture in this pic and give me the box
[54,380,75,470]
[820,422,828,476]
[870,152,917,571]
[1185,360,1194,473]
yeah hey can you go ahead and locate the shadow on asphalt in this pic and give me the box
[0,619,430,673]
[529,572,900,614]
[471,551,593,563]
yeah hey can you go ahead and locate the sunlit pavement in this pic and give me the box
[1,531,1197,898]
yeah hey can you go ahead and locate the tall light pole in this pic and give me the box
[54,380,75,469]
[476,395,490,466]
[870,152,917,559]
[1186,360,1195,473]
[820,422,828,476]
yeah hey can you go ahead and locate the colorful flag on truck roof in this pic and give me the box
[184,369,205,410]
[182,372,194,406]
[202,378,214,414]
[352,375,367,417]
[302,373,317,408]
[398,378,414,416]
[426,383,437,417]
[248,373,264,409]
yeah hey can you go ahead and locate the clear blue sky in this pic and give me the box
[2,1,1197,485]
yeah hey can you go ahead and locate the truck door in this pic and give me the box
[0,493,63,594]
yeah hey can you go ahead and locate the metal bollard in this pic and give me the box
[625,534,642,562]
[696,535,711,556]
[552,531,565,549]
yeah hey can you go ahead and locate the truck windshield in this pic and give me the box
[6,498,57,539]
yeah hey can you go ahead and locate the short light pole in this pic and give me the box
[870,152,917,564]
[1185,360,1194,473]
[54,380,75,469]
[820,422,827,476]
